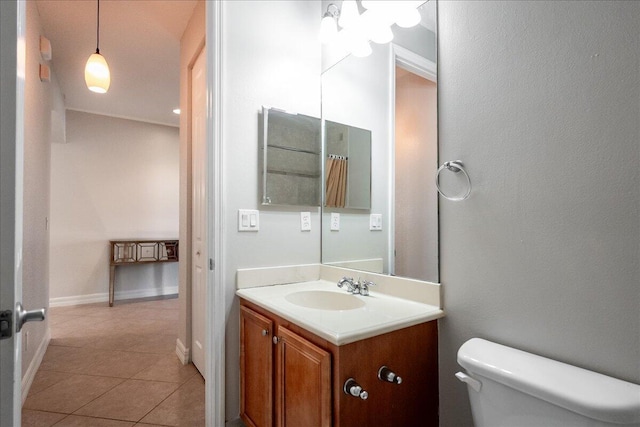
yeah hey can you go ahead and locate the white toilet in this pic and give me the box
[456,338,640,427]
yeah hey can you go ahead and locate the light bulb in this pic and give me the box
[84,52,110,93]
[396,7,421,28]
[319,14,338,44]
[361,1,396,10]
[371,25,394,44]
[351,38,372,58]
[339,0,360,29]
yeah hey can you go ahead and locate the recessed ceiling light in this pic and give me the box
[173,108,181,115]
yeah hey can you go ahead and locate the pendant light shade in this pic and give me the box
[85,52,110,93]
[85,0,110,93]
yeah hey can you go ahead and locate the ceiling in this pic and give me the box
[37,0,198,127]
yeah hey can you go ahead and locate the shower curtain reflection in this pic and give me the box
[325,155,347,207]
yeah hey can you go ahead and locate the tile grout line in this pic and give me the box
[24,296,196,425]
[135,376,198,426]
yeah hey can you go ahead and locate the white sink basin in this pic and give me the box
[285,290,365,311]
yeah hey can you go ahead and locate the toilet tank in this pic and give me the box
[456,338,640,427]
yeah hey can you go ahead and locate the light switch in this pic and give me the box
[238,209,259,231]
[369,214,382,231]
[300,212,311,231]
[331,212,340,231]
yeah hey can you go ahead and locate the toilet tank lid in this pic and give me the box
[457,338,640,425]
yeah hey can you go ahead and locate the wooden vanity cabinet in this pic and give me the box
[240,305,331,427]
[240,299,438,427]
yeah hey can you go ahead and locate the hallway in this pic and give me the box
[21,297,205,426]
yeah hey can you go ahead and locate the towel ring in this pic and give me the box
[436,160,471,201]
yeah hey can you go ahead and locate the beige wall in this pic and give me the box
[49,111,179,303]
[177,0,205,363]
[395,70,438,281]
[21,0,60,384]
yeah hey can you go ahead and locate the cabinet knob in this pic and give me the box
[378,366,402,384]
[343,378,368,400]
[272,336,280,345]
[261,329,269,336]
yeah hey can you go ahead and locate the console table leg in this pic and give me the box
[109,265,116,307]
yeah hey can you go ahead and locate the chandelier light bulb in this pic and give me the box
[339,0,360,29]
[396,7,421,28]
[319,14,338,44]
[371,25,394,44]
[351,38,372,58]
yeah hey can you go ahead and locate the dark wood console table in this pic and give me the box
[109,239,179,306]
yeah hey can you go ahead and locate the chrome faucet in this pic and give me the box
[337,276,357,293]
[337,276,376,296]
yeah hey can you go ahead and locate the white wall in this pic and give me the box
[437,2,640,426]
[50,110,179,304]
[220,0,321,420]
[21,0,63,380]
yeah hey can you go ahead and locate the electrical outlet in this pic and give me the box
[300,212,311,231]
[331,213,340,231]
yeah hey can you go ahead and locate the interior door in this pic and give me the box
[0,1,25,425]
[191,47,207,374]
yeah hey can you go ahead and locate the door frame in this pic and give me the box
[205,2,225,426]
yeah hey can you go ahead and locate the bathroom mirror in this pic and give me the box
[325,120,371,210]
[261,106,322,206]
[321,0,439,282]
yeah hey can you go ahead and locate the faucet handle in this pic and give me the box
[359,280,376,296]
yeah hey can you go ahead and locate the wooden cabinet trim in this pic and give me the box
[240,306,275,427]
[275,326,332,427]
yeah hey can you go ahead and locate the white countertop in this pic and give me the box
[236,279,444,346]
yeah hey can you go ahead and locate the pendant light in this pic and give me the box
[85,0,110,93]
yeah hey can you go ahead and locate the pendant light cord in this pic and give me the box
[96,0,100,54]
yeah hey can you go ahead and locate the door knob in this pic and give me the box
[343,378,368,400]
[16,303,45,332]
[378,366,402,384]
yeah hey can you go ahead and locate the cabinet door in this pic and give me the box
[275,326,331,427]
[240,306,274,427]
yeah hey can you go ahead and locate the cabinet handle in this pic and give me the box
[378,366,402,384]
[261,329,269,336]
[343,378,368,400]
[272,336,280,345]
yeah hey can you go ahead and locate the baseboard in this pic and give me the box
[49,286,179,307]
[22,327,51,404]
[175,338,190,365]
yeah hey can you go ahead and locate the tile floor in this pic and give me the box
[22,296,205,426]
